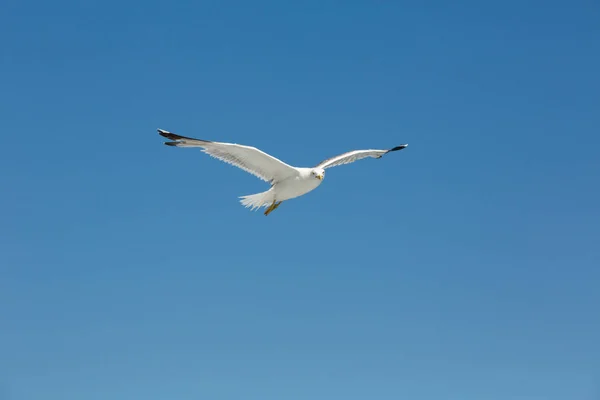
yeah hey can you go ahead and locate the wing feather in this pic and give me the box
[315,145,408,169]
[158,129,297,182]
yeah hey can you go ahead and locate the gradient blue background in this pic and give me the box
[1,1,599,399]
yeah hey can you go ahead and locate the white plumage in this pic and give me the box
[158,129,408,215]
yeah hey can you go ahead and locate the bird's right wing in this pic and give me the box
[315,145,408,170]
[158,129,298,183]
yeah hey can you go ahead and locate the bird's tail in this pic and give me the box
[239,189,275,211]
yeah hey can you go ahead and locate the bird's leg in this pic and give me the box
[264,201,276,216]
[264,201,283,216]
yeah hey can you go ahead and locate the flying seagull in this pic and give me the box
[158,129,408,216]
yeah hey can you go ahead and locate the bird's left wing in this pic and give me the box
[315,144,408,170]
[158,129,298,183]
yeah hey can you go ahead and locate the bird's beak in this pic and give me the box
[317,174,323,180]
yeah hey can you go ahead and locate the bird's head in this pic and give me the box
[311,168,325,181]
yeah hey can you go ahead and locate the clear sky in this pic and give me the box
[1,1,599,399]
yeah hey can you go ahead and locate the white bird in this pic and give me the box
[158,129,408,216]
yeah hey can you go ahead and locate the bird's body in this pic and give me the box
[158,129,407,215]
[239,168,323,212]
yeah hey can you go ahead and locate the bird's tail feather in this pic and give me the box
[239,189,275,211]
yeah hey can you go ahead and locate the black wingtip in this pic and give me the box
[157,128,211,144]
[157,129,181,141]
[388,144,408,152]
[158,130,181,146]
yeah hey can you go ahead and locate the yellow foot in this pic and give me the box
[264,201,283,216]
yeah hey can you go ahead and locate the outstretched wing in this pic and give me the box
[315,144,408,169]
[158,129,298,183]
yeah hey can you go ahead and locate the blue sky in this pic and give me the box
[1,0,599,399]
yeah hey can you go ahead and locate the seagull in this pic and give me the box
[158,129,408,216]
